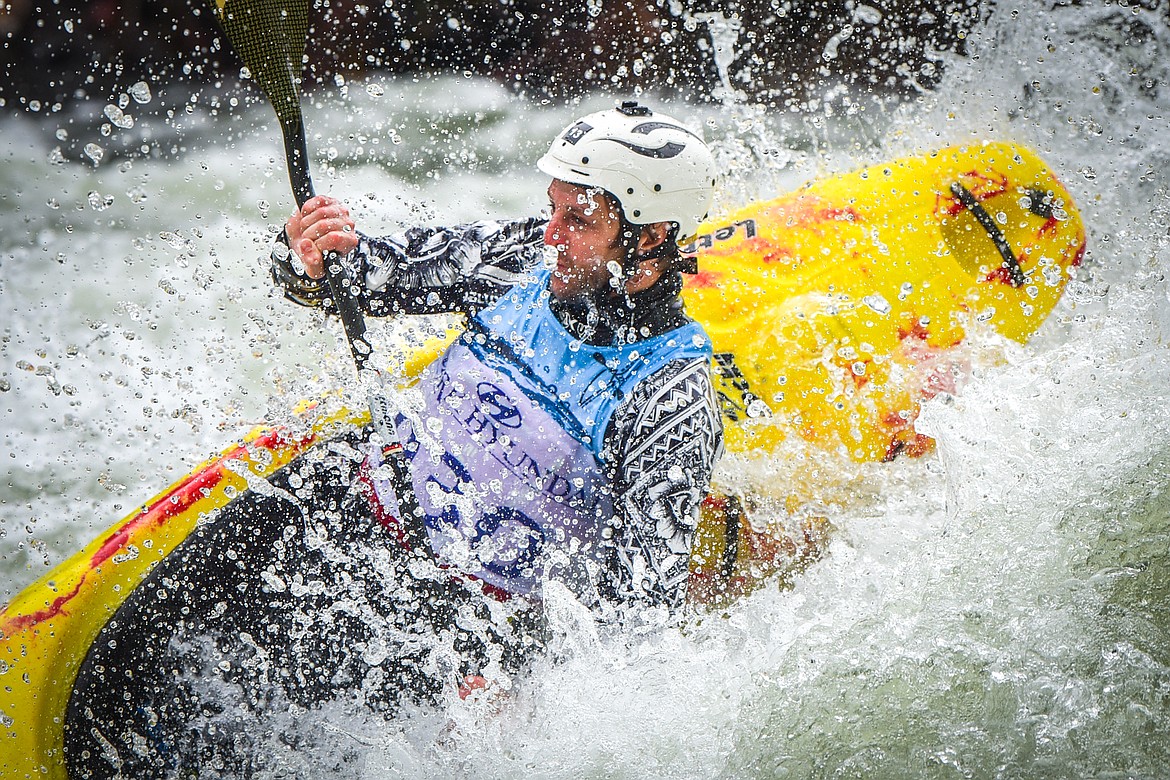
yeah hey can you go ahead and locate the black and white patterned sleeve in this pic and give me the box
[597,357,724,610]
[271,217,547,316]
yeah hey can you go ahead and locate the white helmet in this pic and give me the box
[537,101,716,241]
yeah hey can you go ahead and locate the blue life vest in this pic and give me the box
[369,270,712,597]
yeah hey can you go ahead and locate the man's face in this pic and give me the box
[544,179,628,300]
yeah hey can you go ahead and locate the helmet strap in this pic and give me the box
[617,219,642,280]
[617,216,680,278]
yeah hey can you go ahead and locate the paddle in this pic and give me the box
[208,0,429,551]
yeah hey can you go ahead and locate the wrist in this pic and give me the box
[272,229,329,302]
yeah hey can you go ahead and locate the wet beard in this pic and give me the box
[549,270,690,347]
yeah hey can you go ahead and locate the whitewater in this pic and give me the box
[2,0,1168,776]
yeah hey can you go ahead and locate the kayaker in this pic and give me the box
[274,100,722,614]
[270,101,722,710]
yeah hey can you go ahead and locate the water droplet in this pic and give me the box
[87,191,115,211]
[55,128,68,141]
[159,231,190,250]
[854,4,882,24]
[366,83,385,97]
[260,569,287,593]
[129,81,152,104]
[861,293,891,315]
[746,398,771,418]
[48,147,67,164]
[104,104,135,129]
[83,143,105,166]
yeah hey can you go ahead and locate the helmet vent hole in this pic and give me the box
[654,184,662,192]
[627,187,634,194]
[582,156,590,164]
[633,210,641,218]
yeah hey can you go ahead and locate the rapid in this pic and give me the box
[2,0,1168,776]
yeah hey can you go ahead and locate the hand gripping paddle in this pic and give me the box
[208,0,428,552]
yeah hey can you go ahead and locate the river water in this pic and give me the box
[2,0,1169,777]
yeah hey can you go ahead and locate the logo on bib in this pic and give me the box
[475,382,523,429]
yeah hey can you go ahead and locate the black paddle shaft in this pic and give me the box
[210,0,430,552]
[210,0,370,372]
[280,112,374,372]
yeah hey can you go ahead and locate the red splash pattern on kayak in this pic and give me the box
[936,168,1011,218]
[683,268,725,289]
[88,463,228,570]
[0,427,310,637]
[984,265,1019,287]
[697,235,804,267]
[765,195,862,230]
[0,578,90,639]
[883,429,937,461]
[897,317,932,344]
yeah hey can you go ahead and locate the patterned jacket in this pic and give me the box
[272,218,723,610]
